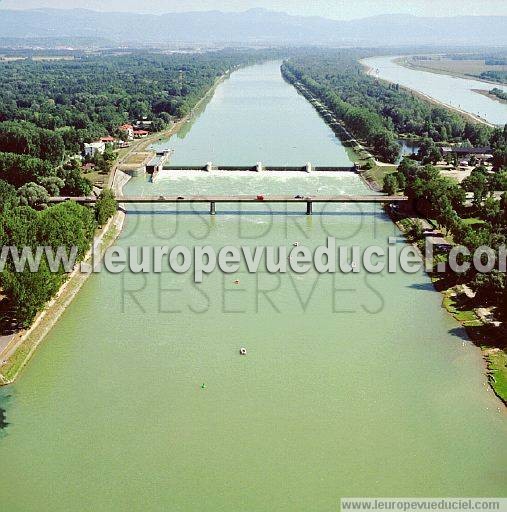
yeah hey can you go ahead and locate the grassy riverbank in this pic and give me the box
[361,163,397,191]
[442,290,507,406]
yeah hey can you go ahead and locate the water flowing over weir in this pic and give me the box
[0,61,506,512]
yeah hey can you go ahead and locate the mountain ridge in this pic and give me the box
[0,8,505,46]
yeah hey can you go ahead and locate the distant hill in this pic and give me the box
[0,8,506,46]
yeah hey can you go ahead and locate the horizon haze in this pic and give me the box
[0,6,506,46]
[1,0,507,20]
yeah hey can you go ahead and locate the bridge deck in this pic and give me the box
[49,195,407,204]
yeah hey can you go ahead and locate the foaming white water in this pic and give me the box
[154,169,358,181]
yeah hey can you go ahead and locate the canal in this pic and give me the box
[362,55,507,126]
[0,61,506,512]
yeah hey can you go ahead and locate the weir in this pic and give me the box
[158,164,358,173]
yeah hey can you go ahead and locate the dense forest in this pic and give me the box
[282,49,495,162]
[0,49,274,327]
[0,50,277,156]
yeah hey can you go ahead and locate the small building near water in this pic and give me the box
[441,146,493,158]
[84,141,106,157]
[100,136,117,145]
[145,150,173,174]
[426,235,453,253]
[119,124,135,140]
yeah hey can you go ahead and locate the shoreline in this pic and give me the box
[385,210,506,408]
[0,206,126,385]
[281,70,506,405]
[0,71,231,387]
[360,58,496,128]
[472,88,507,105]
[395,56,507,88]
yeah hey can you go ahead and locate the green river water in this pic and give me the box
[0,61,506,511]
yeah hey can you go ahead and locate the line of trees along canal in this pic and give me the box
[281,49,496,163]
[0,49,280,328]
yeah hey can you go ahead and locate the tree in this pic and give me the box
[95,188,118,226]
[1,200,96,326]
[0,121,65,164]
[395,171,406,191]
[417,138,441,165]
[462,169,488,208]
[471,270,506,306]
[480,196,501,224]
[383,173,398,195]
[372,131,400,163]
[0,152,54,187]
[58,165,93,196]
[103,144,116,163]
[0,179,19,213]
[17,182,50,209]
[398,158,420,183]
[488,170,507,191]
[492,147,507,172]
[501,192,507,225]
[1,260,62,327]
[38,176,65,196]
[38,201,96,260]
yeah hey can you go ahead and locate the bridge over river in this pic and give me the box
[49,194,408,215]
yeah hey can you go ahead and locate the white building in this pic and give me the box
[119,124,135,141]
[84,141,106,157]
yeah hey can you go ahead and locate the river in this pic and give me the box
[0,61,506,511]
[362,55,507,126]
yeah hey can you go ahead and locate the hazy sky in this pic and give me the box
[1,0,507,19]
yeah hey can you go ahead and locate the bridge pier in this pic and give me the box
[306,201,313,215]
[256,162,263,172]
[206,162,213,172]
[210,201,216,215]
[306,162,312,173]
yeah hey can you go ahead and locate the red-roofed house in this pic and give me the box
[119,124,134,140]
[101,136,117,144]
[133,129,149,139]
